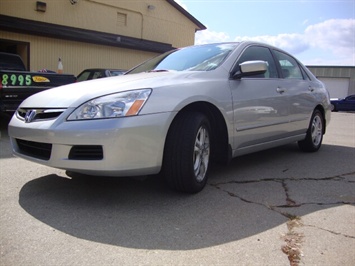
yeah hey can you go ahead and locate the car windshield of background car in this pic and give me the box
[128,43,239,74]
[77,71,91,81]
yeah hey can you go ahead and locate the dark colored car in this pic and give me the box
[77,68,126,81]
[330,95,355,112]
[0,52,76,113]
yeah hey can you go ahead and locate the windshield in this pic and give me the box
[127,43,239,74]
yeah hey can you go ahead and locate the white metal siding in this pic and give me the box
[319,77,350,98]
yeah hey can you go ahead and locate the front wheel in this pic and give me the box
[163,112,211,193]
[298,109,324,152]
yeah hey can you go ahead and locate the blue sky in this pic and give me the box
[176,0,355,66]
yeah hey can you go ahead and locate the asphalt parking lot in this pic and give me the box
[0,112,354,266]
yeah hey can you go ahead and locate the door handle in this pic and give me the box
[308,86,314,92]
[276,87,285,94]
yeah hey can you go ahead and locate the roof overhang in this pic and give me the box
[167,0,206,31]
[0,15,174,53]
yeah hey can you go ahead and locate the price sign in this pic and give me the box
[1,74,32,86]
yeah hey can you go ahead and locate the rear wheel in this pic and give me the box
[163,112,211,193]
[330,104,337,112]
[298,109,324,152]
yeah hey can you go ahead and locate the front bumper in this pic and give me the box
[9,111,174,176]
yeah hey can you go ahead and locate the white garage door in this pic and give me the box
[319,77,349,98]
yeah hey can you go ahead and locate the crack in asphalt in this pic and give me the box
[211,171,355,186]
[209,171,355,266]
[210,172,355,208]
[303,224,355,239]
[210,172,355,213]
[281,218,304,266]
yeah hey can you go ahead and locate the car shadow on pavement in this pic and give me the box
[18,143,355,250]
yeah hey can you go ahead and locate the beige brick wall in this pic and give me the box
[0,0,200,74]
[0,0,197,47]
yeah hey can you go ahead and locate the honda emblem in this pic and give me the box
[25,110,37,123]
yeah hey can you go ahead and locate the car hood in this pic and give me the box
[19,71,207,108]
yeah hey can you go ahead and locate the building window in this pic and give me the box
[117,12,127,27]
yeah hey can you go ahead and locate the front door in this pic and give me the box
[229,45,289,150]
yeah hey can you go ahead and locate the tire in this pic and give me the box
[163,112,211,193]
[330,104,337,112]
[298,109,324,152]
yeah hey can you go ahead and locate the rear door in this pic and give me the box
[272,50,315,134]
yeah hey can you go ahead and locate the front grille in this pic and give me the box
[69,145,103,160]
[17,108,66,122]
[16,139,52,160]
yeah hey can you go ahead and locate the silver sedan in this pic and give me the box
[8,42,331,193]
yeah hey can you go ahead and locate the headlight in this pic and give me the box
[67,89,151,120]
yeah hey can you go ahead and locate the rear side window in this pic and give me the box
[299,66,311,81]
[236,46,278,78]
[92,71,103,79]
[273,50,303,79]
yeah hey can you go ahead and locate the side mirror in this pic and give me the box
[232,60,268,79]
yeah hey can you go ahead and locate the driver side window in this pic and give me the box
[273,50,304,79]
[236,46,278,78]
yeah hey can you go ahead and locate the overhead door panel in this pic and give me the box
[319,77,349,98]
